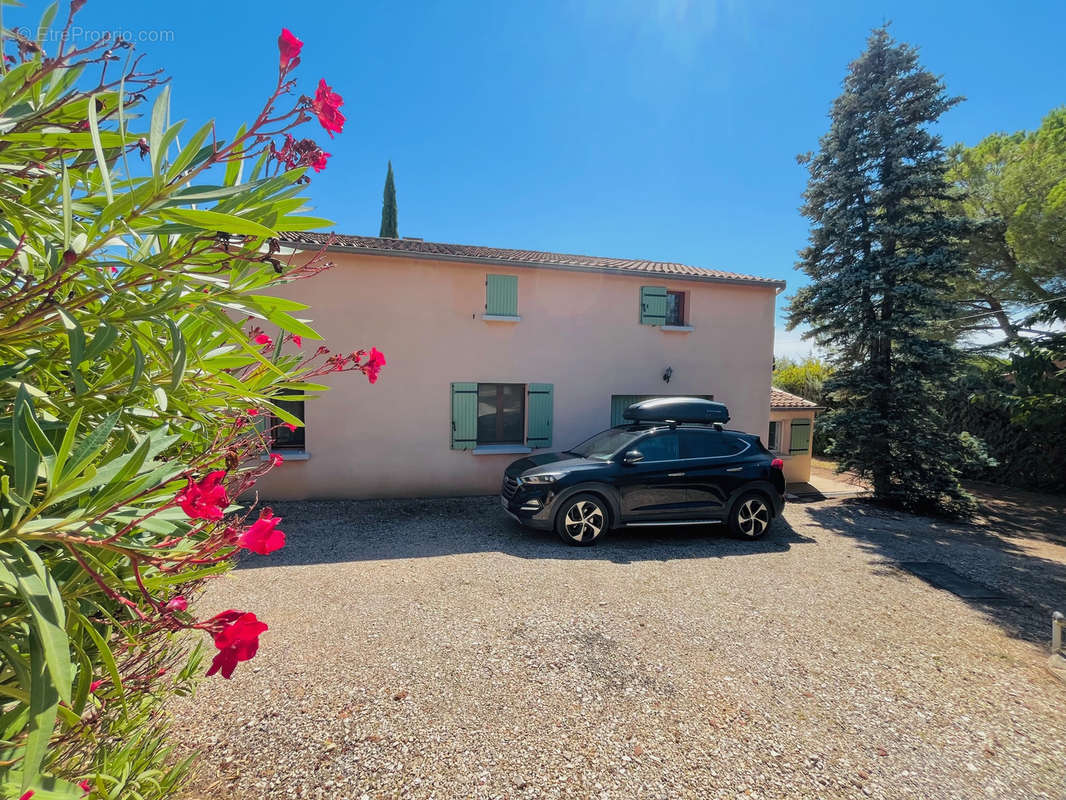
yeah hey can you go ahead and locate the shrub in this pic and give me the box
[0,9,381,797]
[944,355,1065,493]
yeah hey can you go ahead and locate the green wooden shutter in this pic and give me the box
[526,383,553,448]
[640,286,667,325]
[451,382,478,449]
[486,274,518,316]
[789,419,811,454]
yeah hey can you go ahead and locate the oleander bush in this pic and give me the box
[0,6,381,797]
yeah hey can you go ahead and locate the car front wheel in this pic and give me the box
[729,492,773,539]
[555,493,608,546]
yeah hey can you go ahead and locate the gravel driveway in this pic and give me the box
[173,495,1066,800]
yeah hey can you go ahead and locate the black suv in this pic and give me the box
[501,397,785,545]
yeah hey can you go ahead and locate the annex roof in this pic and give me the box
[770,387,823,410]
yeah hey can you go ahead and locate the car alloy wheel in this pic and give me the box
[736,496,770,538]
[560,497,606,544]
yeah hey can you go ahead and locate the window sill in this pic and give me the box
[262,450,310,461]
[472,445,532,455]
[481,314,521,322]
[660,325,694,333]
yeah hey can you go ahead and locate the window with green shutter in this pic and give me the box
[767,421,779,451]
[450,382,478,449]
[640,286,667,325]
[789,418,811,454]
[477,383,525,444]
[526,384,553,448]
[485,274,518,317]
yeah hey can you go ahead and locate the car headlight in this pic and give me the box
[521,473,561,484]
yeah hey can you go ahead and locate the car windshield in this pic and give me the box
[567,428,642,460]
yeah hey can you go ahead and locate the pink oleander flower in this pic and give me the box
[206,611,268,679]
[278,28,303,70]
[175,471,228,521]
[89,680,104,693]
[310,150,330,172]
[247,408,259,416]
[312,79,345,137]
[238,509,286,555]
[254,333,273,347]
[79,780,91,795]
[166,595,188,612]
[269,453,284,467]
[281,422,298,432]
[292,335,303,348]
[363,347,386,384]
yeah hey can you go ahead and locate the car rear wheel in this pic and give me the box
[729,492,773,539]
[555,494,608,546]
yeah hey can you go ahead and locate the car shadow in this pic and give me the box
[802,497,1066,644]
[236,495,816,570]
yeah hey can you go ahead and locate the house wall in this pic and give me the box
[255,252,779,499]
[768,409,816,484]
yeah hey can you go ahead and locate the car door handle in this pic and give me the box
[667,472,686,477]
[725,467,743,472]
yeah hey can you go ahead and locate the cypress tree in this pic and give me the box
[379,161,398,238]
[787,27,976,515]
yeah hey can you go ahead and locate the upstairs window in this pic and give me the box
[665,291,686,326]
[485,274,519,317]
[477,383,525,444]
[640,286,688,327]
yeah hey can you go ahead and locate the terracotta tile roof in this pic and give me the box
[278,232,784,287]
[770,387,823,410]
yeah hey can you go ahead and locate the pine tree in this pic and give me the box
[379,161,398,238]
[787,27,976,515]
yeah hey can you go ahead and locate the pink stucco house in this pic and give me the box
[255,233,787,500]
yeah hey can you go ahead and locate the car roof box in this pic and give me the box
[623,397,730,425]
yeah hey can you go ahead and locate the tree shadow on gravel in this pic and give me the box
[236,496,816,570]
[803,497,1066,644]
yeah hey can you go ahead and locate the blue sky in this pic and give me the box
[18,1,1065,356]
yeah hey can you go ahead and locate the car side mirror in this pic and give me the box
[622,450,644,465]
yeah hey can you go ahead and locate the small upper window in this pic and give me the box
[679,429,745,459]
[477,383,525,444]
[485,275,519,317]
[270,400,305,450]
[633,431,679,461]
[665,291,686,326]
[767,421,779,451]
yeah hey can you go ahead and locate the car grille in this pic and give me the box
[501,475,519,500]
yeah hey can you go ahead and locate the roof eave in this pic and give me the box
[285,240,787,290]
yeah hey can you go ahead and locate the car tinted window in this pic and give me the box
[634,431,679,461]
[568,428,642,460]
[679,430,746,458]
